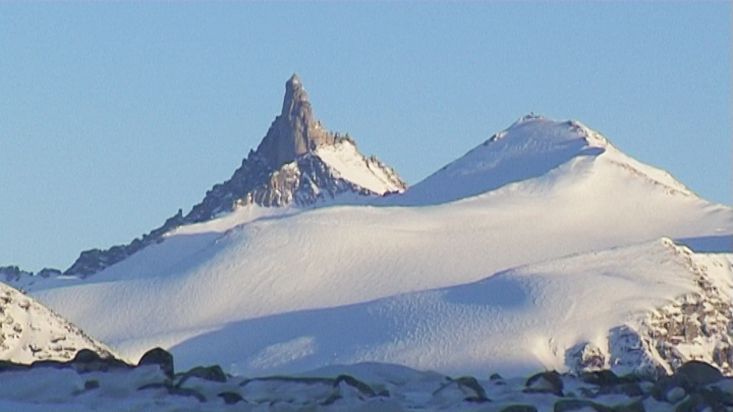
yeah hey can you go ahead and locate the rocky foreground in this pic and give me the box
[1,348,731,411]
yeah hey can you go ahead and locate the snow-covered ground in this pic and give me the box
[161,239,730,378]
[0,356,730,411]
[25,116,732,379]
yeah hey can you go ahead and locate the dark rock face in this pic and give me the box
[218,391,244,404]
[7,348,129,373]
[0,266,64,287]
[69,349,130,373]
[500,405,538,412]
[137,347,174,378]
[72,348,103,363]
[184,143,377,222]
[0,266,33,283]
[36,268,61,278]
[177,365,227,384]
[676,360,724,386]
[525,370,564,396]
[63,210,185,278]
[58,74,405,279]
[452,376,490,402]
[579,370,623,387]
[255,74,335,169]
[552,399,612,412]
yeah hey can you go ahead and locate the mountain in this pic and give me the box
[397,114,692,205]
[27,104,732,377]
[0,281,113,364]
[57,74,405,278]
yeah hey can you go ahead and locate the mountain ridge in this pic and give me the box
[4,79,719,280]
[3,75,731,380]
[28,108,732,373]
[56,75,405,278]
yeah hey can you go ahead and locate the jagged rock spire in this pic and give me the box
[57,74,405,279]
[255,74,334,168]
[281,73,307,116]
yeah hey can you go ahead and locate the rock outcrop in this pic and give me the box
[567,243,733,378]
[0,281,114,364]
[255,73,335,168]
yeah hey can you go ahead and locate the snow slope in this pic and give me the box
[165,239,732,377]
[29,116,732,375]
[398,114,691,205]
[0,282,113,364]
[315,138,404,195]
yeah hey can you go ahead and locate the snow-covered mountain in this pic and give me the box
[24,92,732,378]
[0,281,113,364]
[396,114,692,205]
[56,74,405,278]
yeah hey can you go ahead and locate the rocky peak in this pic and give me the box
[281,73,306,116]
[255,74,335,168]
[47,74,404,279]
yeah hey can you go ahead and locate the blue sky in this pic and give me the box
[1,2,730,271]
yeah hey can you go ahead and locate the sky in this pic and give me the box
[0,2,730,271]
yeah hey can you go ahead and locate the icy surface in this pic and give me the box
[166,240,731,377]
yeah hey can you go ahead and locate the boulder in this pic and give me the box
[500,405,538,412]
[177,365,227,385]
[580,370,622,386]
[675,361,723,386]
[553,399,612,412]
[218,391,244,405]
[525,371,564,396]
[137,347,174,378]
[69,349,130,373]
[452,376,489,402]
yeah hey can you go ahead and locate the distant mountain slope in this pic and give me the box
[30,114,731,374]
[0,282,113,364]
[57,75,405,278]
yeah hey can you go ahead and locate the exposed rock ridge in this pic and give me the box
[50,75,404,278]
[568,241,733,377]
[255,73,335,168]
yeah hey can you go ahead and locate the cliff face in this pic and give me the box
[255,74,335,168]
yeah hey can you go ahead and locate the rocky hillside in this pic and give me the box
[0,281,113,364]
[567,242,733,378]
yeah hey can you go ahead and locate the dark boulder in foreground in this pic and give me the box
[137,347,174,378]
